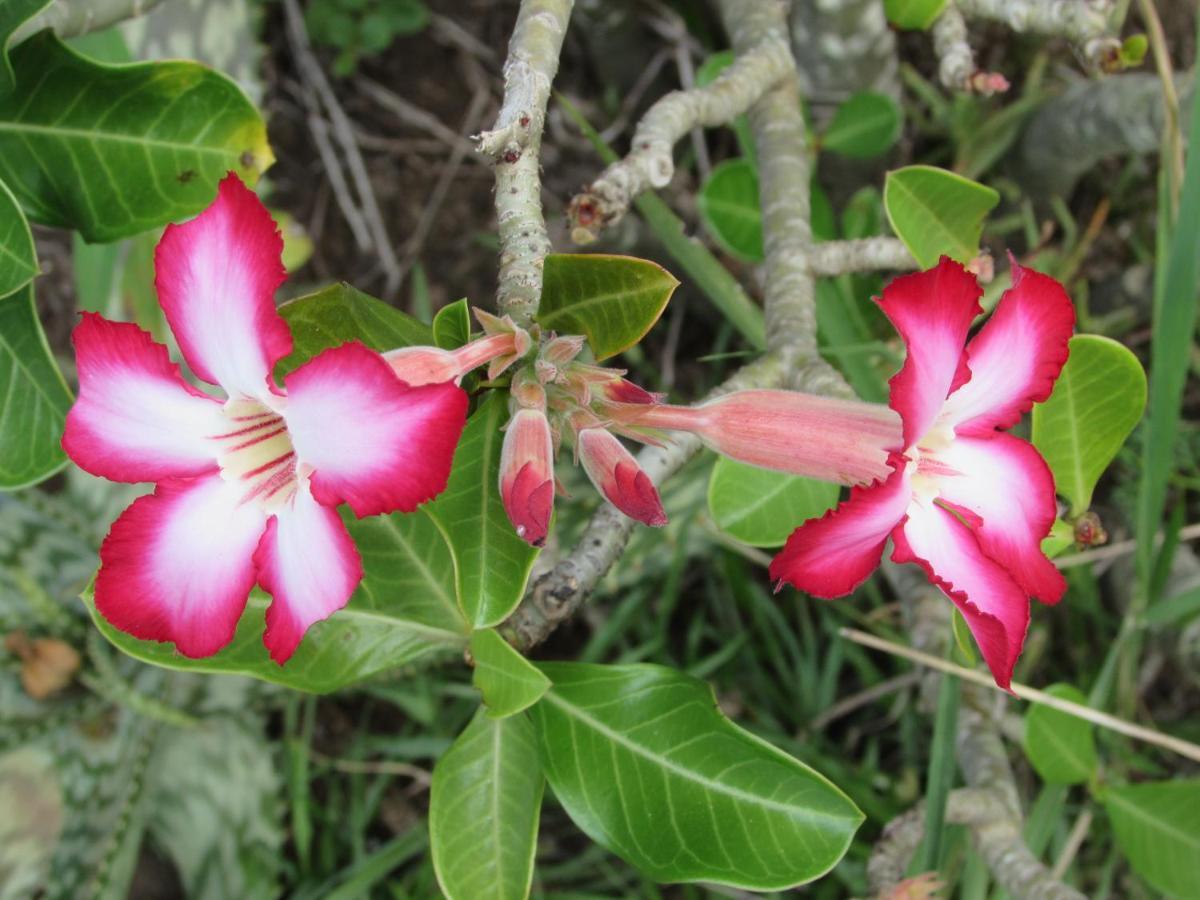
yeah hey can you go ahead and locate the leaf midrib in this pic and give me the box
[543,690,852,824]
[0,120,241,155]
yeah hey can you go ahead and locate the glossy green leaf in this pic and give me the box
[471,628,550,718]
[0,286,72,489]
[884,0,948,29]
[0,31,271,241]
[433,298,471,350]
[85,508,469,692]
[698,163,833,259]
[278,282,433,373]
[425,392,539,628]
[0,0,48,96]
[430,710,544,900]
[822,91,902,159]
[0,164,36,296]
[1022,684,1098,785]
[707,458,839,548]
[883,165,998,267]
[1032,335,1146,516]
[537,254,678,360]
[695,50,734,87]
[1104,779,1200,897]
[529,662,862,890]
[1040,518,1076,559]
[698,159,762,262]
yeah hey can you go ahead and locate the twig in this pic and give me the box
[566,34,793,241]
[840,626,1200,764]
[1137,0,1185,211]
[1051,808,1094,881]
[932,4,977,91]
[309,115,372,250]
[479,0,574,326]
[401,87,492,270]
[807,238,917,276]
[281,0,402,295]
[308,749,432,786]
[807,671,922,732]
[719,0,820,366]
[1054,521,1200,570]
[931,3,1010,95]
[956,0,1120,69]
[357,77,486,163]
[869,789,1085,900]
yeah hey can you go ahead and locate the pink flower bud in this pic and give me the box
[384,346,461,386]
[609,390,901,487]
[385,332,524,386]
[500,408,555,546]
[576,425,667,526]
[542,334,586,365]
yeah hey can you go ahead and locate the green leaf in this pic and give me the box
[884,0,949,29]
[695,50,734,88]
[698,159,763,262]
[147,718,283,900]
[425,392,540,628]
[0,285,72,489]
[0,31,271,241]
[470,628,550,718]
[430,710,544,900]
[883,165,998,267]
[537,254,679,360]
[1104,779,1200,897]
[0,161,36,297]
[0,0,49,97]
[529,662,862,890]
[1032,335,1146,516]
[433,298,471,349]
[707,458,839,548]
[1040,518,1076,558]
[1021,684,1098,785]
[1119,34,1148,69]
[85,508,469,692]
[278,282,433,373]
[822,91,902,159]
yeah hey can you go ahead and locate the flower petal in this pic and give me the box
[154,174,291,399]
[877,257,982,449]
[769,461,911,597]
[94,474,266,658]
[892,501,1030,689]
[928,433,1065,604]
[62,313,225,483]
[283,342,468,517]
[255,480,363,664]
[939,260,1074,434]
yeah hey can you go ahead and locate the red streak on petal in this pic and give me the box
[227,423,287,452]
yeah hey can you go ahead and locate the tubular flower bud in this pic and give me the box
[609,391,901,488]
[385,331,523,387]
[574,422,667,527]
[500,408,555,546]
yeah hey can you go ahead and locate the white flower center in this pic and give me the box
[215,398,298,513]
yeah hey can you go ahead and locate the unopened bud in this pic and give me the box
[499,408,555,546]
[576,425,667,527]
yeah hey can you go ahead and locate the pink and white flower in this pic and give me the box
[770,257,1074,688]
[63,175,469,663]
